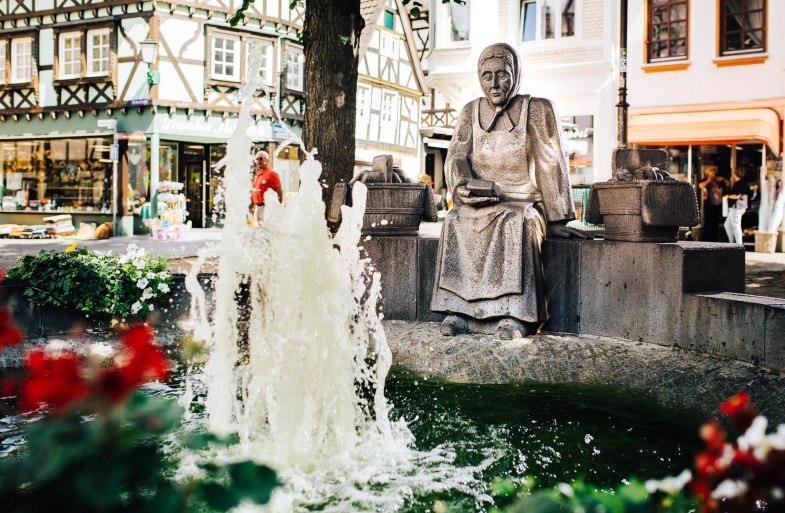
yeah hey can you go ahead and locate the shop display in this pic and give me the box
[145,181,189,240]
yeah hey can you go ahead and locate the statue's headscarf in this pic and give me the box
[477,43,521,103]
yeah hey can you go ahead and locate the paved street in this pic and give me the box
[1,227,784,298]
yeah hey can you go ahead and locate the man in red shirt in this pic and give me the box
[251,150,283,222]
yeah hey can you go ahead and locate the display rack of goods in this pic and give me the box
[145,181,189,240]
[42,214,76,237]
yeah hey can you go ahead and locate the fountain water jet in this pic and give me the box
[182,47,480,511]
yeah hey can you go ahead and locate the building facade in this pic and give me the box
[419,0,619,196]
[0,0,425,233]
[626,0,784,240]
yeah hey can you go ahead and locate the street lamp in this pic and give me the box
[140,38,160,85]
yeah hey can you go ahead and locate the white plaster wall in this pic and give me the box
[627,1,785,108]
[427,0,616,181]
[118,18,150,101]
[38,28,54,67]
[38,70,56,108]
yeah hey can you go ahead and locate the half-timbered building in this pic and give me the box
[0,0,426,232]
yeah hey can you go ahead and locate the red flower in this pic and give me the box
[700,420,726,451]
[731,450,759,469]
[696,451,724,478]
[720,391,758,432]
[721,392,751,417]
[21,350,88,412]
[96,325,169,404]
[0,308,23,350]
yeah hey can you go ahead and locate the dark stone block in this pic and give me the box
[680,293,785,365]
[578,240,684,345]
[542,238,581,333]
[416,235,444,322]
[764,304,785,372]
[363,235,418,321]
[679,242,745,293]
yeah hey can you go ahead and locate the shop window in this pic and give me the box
[449,0,471,42]
[212,34,240,82]
[720,0,766,55]
[87,28,111,76]
[159,142,179,183]
[0,41,6,85]
[647,0,688,61]
[0,138,113,213]
[562,115,593,184]
[59,32,82,79]
[11,37,33,83]
[286,47,304,91]
[521,0,576,42]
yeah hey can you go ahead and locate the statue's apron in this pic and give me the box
[432,96,546,322]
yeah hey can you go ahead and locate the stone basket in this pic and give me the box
[328,182,438,235]
[585,180,699,242]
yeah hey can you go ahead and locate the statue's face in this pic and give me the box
[480,57,513,107]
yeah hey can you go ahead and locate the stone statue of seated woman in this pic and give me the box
[430,42,590,339]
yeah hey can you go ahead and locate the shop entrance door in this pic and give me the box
[183,145,206,228]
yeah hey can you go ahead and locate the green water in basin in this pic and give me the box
[383,369,702,512]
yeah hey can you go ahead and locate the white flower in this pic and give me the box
[137,278,149,290]
[711,479,748,499]
[134,259,146,270]
[770,424,785,450]
[45,339,71,353]
[119,254,130,264]
[146,272,156,279]
[141,288,154,301]
[157,283,170,293]
[645,469,692,494]
[556,483,574,498]
[131,301,142,314]
[148,303,155,311]
[738,416,769,459]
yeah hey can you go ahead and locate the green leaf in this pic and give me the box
[197,482,239,511]
[227,461,279,504]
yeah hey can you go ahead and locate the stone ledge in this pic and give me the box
[384,320,785,424]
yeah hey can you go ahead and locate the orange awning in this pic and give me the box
[629,108,781,155]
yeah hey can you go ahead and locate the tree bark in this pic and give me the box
[303,0,364,215]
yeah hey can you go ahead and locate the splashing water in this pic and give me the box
[183,47,486,511]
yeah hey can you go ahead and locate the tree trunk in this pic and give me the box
[303,0,363,217]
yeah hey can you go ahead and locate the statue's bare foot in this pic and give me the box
[440,315,469,336]
[496,318,538,339]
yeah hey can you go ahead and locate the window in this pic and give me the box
[647,0,687,61]
[0,41,6,85]
[59,32,81,79]
[721,0,766,55]
[449,0,471,41]
[521,0,576,42]
[381,92,397,127]
[286,47,304,91]
[246,39,274,86]
[356,85,371,122]
[11,37,33,83]
[87,28,110,76]
[212,35,240,82]
[380,31,398,58]
[384,10,395,30]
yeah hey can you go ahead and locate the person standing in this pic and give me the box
[698,167,726,242]
[251,150,283,222]
[724,168,751,245]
